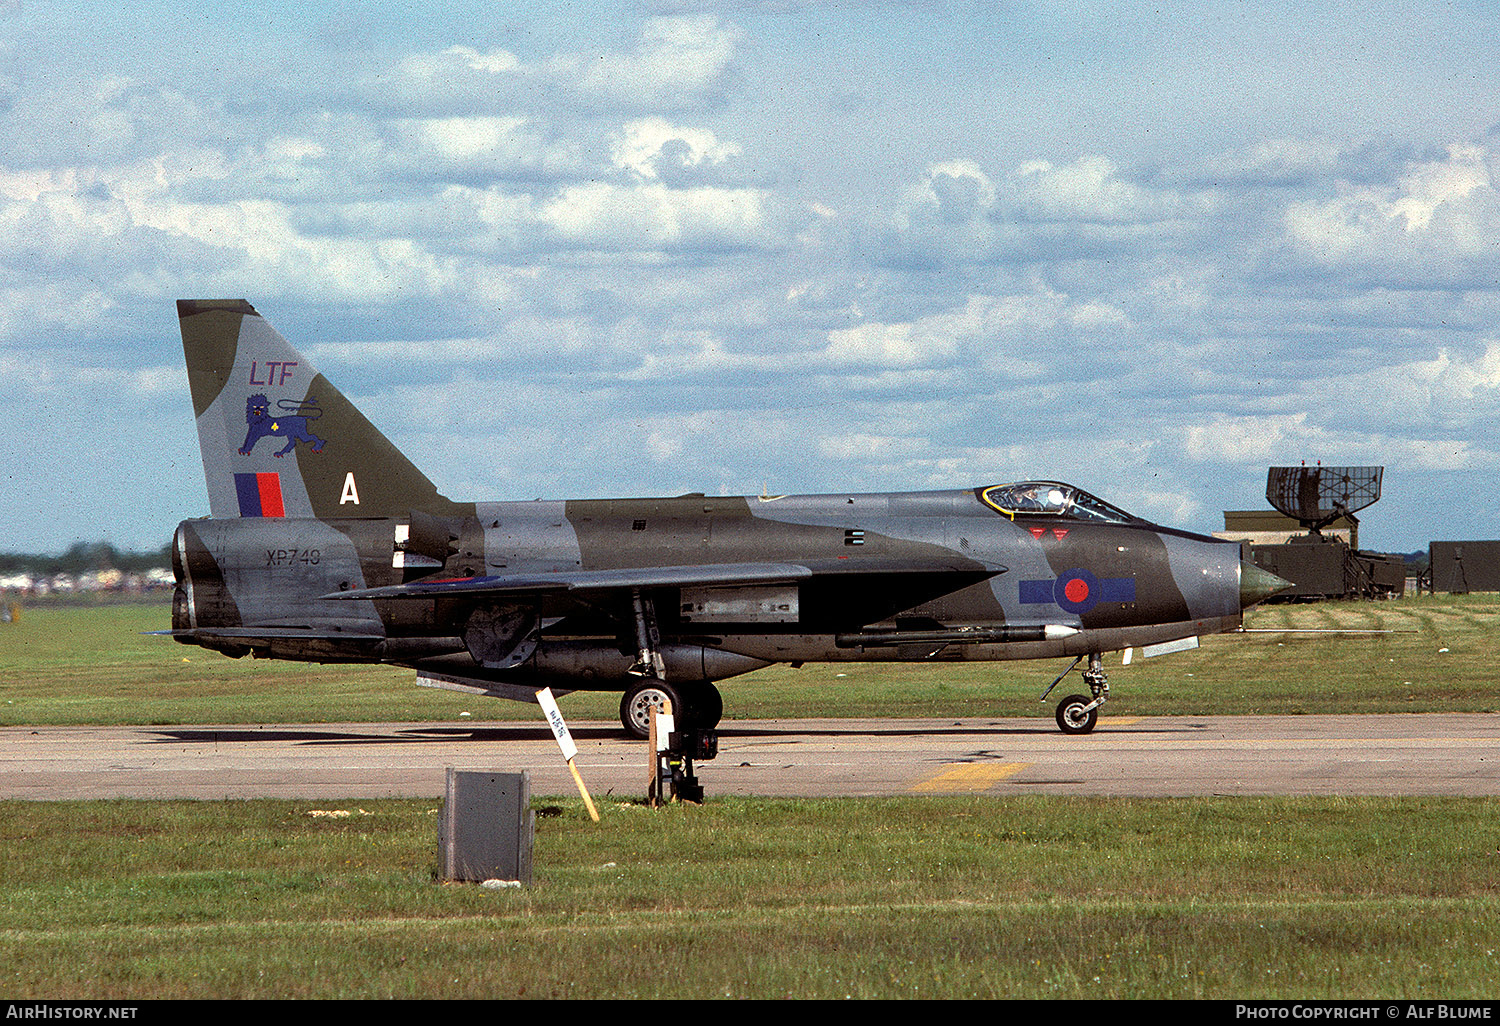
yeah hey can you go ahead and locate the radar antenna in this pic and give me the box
[1265,465,1383,543]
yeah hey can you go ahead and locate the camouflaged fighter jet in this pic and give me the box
[168,299,1291,736]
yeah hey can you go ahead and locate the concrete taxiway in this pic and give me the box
[1,713,1496,800]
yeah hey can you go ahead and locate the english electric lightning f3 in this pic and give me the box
[167,300,1290,737]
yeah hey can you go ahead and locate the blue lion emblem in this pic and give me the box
[240,394,326,458]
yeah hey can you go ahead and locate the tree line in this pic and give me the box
[0,542,173,576]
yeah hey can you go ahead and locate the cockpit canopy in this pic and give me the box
[979,481,1138,524]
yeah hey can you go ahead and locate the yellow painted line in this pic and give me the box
[910,761,1030,793]
[1103,717,1142,726]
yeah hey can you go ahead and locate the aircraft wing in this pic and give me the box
[322,558,1005,601]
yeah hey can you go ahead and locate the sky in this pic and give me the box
[4,0,1500,555]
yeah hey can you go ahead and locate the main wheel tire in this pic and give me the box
[677,680,723,729]
[620,679,683,740]
[1055,694,1098,735]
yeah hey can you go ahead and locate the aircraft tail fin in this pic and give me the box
[177,299,467,519]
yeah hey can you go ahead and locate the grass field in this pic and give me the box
[1,795,1497,999]
[1,598,1497,999]
[0,595,1496,726]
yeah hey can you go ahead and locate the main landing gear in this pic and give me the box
[618,588,724,740]
[618,589,722,802]
[619,677,724,740]
[1041,652,1110,735]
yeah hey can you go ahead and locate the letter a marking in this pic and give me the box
[340,472,360,505]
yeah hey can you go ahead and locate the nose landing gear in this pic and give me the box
[1042,652,1110,735]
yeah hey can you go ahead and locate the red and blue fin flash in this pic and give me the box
[234,472,286,518]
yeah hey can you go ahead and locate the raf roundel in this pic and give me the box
[1019,568,1137,615]
[1054,568,1101,614]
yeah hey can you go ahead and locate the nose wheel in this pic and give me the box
[1043,652,1110,735]
[1055,693,1099,734]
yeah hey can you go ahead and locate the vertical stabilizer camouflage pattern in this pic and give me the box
[177,299,466,519]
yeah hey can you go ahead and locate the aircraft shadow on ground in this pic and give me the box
[144,719,1187,747]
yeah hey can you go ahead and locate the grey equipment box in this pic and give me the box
[1429,541,1500,594]
[439,769,534,884]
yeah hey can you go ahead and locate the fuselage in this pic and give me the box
[171,482,1251,688]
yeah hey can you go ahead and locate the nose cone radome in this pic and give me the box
[1240,561,1292,608]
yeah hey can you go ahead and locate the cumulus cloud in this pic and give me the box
[1179,367,1500,474]
[1285,143,1500,281]
[911,154,1195,226]
[391,15,740,113]
[1196,137,1347,186]
[821,289,1129,372]
[0,350,178,400]
[540,180,776,250]
[610,118,742,181]
[912,160,998,221]
[400,45,521,79]
[887,154,1210,267]
[388,116,582,179]
[1183,412,1342,464]
[558,15,741,108]
[1008,156,1176,223]
[0,283,116,340]
[1318,342,1500,434]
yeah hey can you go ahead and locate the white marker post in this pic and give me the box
[536,687,599,822]
[647,699,675,807]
